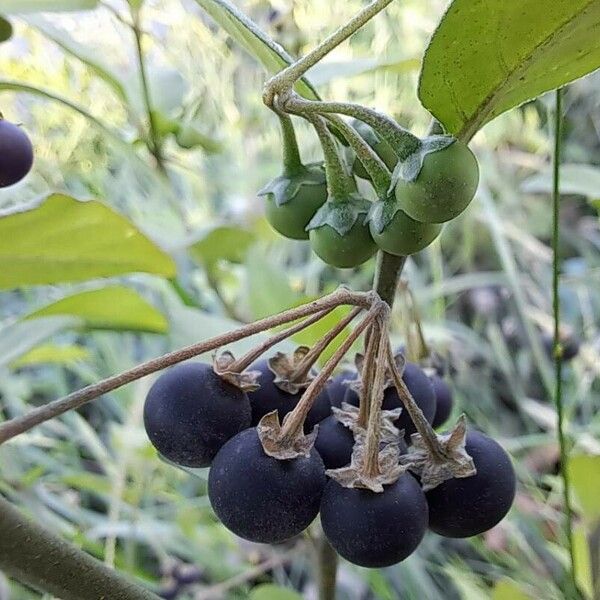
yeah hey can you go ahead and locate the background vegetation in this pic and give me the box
[0,0,599,598]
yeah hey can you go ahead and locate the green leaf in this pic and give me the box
[248,584,302,600]
[492,578,531,600]
[0,194,176,289]
[25,286,168,333]
[568,454,600,524]
[0,316,81,368]
[522,163,600,200]
[0,0,98,13]
[11,344,90,368]
[419,0,600,140]
[189,226,255,273]
[573,526,594,600]
[21,15,127,101]
[192,0,319,100]
[0,15,13,42]
[175,123,223,153]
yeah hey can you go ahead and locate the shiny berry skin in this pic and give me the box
[309,221,377,269]
[426,430,516,538]
[0,119,34,188]
[431,376,453,428]
[208,428,326,543]
[327,370,357,408]
[314,416,355,469]
[143,362,251,468]
[247,359,331,431]
[395,140,479,224]
[320,474,428,567]
[344,363,436,443]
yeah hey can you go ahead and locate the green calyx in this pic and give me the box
[306,193,370,236]
[258,163,326,207]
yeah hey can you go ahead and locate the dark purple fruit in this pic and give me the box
[143,362,251,468]
[0,119,34,187]
[431,376,453,429]
[344,362,436,442]
[314,416,355,469]
[320,474,428,567]
[542,332,580,362]
[426,430,516,538]
[208,428,326,543]
[248,359,331,431]
[327,370,357,408]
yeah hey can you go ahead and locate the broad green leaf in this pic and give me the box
[568,454,600,523]
[0,15,12,42]
[249,584,302,600]
[419,0,600,140]
[0,194,176,289]
[193,0,319,100]
[0,0,98,13]
[573,526,594,600]
[522,164,600,200]
[22,16,127,101]
[493,578,531,600]
[25,286,168,333]
[0,316,80,368]
[188,226,255,273]
[306,56,420,86]
[11,344,90,368]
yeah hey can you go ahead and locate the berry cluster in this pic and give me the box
[0,117,34,188]
[143,303,516,569]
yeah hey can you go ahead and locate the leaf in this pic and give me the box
[189,226,255,274]
[21,15,127,101]
[568,454,600,524]
[126,68,188,117]
[419,0,600,140]
[492,578,531,600]
[0,316,80,368]
[11,344,90,368]
[522,163,600,199]
[248,584,302,600]
[175,123,222,153]
[0,0,98,13]
[0,194,176,289]
[573,526,594,600]
[25,286,168,333]
[193,0,319,100]
[0,15,13,42]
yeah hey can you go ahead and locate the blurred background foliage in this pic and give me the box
[0,0,599,598]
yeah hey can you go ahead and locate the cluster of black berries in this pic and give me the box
[0,118,34,188]
[144,349,516,568]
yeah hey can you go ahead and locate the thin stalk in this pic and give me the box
[278,112,304,176]
[0,288,373,445]
[552,87,577,591]
[358,320,381,428]
[373,252,406,308]
[263,0,394,105]
[315,535,338,600]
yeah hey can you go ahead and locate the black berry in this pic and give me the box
[426,430,516,538]
[208,428,326,543]
[0,119,34,188]
[431,376,453,428]
[542,331,580,362]
[327,370,357,408]
[320,474,428,568]
[344,362,436,442]
[248,359,331,431]
[314,416,355,469]
[143,362,251,468]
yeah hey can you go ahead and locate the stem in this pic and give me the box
[278,112,304,176]
[0,288,373,445]
[283,95,420,160]
[358,320,381,428]
[280,306,381,441]
[400,282,430,361]
[263,0,394,105]
[132,9,166,174]
[0,495,160,600]
[307,114,352,199]
[315,534,338,600]
[373,252,406,308]
[552,87,577,591]
[323,114,391,197]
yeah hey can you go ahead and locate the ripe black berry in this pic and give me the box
[143,362,251,468]
[248,359,331,431]
[208,428,326,543]
[0,119,34,187]
[327,370,357,408]
[431,376,453,428]
[344,362,436,442]
[426,430,516,538]
[320,474,428,567]
[314,416,355,469]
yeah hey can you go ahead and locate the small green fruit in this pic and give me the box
[309,220,376,268]
[350,120,397,180]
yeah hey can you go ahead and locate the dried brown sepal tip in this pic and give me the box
[268,347,315,394]
[327,433,408,493]
[257,410,318,460]
[400,414,476,491]
[333,403,403,444]
[353,351,406,391]
[213,351,261,392]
